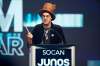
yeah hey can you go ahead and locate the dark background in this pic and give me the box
[0,0,100,66]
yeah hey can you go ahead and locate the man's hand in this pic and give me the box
[27,32,33,45]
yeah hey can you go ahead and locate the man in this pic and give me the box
[27,2,66,45]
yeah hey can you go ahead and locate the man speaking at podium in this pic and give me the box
[27,2,66,45]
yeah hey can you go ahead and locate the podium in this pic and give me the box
[29,44,75,66]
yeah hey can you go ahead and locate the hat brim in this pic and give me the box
[39,10,55,21]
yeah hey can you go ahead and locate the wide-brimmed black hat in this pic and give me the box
[39,2,56,21]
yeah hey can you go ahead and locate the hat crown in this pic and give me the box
[42,2,56,13]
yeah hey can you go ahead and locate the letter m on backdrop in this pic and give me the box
[0,0,23,32]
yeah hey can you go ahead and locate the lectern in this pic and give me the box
[29,44,75,66]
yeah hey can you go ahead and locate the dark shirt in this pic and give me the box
[31,23,66,45]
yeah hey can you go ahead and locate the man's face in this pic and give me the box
[42,12,52,25]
